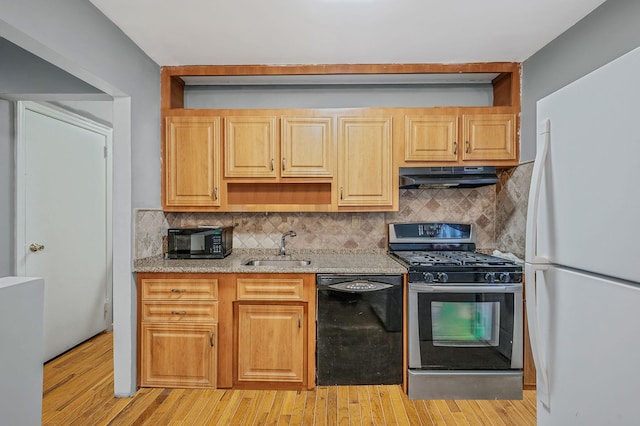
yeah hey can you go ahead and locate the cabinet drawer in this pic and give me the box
[141,278,218,300]
[142,301,218,322]
[236,278,304,300]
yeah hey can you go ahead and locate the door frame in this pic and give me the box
[14,100,114,330]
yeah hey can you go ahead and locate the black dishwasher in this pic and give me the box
[316,274,403,385]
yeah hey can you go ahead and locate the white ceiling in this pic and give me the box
[90,0,607,66]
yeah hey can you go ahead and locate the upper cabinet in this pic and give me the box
[461,113,517,162]
[281,116,334,177]
[224,115,278,178]
[403,110,517,166]
[337,116,394,208]
[224,114,334,179]
[404,114,459,162]
[164,116,221,209]
[160,63,521,212]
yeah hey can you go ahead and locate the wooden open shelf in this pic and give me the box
[161,63,521,111]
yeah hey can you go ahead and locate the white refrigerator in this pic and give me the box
[525,46,640,425]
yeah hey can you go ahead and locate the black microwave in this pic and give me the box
[166,227,233,259]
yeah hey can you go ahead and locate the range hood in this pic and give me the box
[399,166,499,189]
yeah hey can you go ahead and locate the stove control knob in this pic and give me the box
[511,273,523,283]
[422,272,434,283]
[499,273,511,283]
[437,272,449,283]
[484,272,496,283]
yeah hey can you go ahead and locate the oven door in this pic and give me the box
[408,283,523,370]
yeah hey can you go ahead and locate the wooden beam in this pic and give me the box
[161,62,520,77]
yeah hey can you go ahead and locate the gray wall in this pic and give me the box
[0,37,102,95]
[185,84,494,109]
[521,0,640,162]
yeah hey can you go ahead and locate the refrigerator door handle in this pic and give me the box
[525,119,551,264]
[525,263,551,409]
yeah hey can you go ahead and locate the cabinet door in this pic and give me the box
[140,323,217,388]
[165,116,221,207]
[281,116,334,177]
[462,114,517,161]
[236,303,305,383]
[224,116,278,178]
[405,115,459,162]
[337,116,393,206]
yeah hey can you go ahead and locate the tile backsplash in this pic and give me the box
[496,162,534,259]
[135,185,500,259]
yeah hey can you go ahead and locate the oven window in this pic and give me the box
[431,301,499,346]
[411,291,517,370]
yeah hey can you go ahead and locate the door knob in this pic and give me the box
[29,243,45,252]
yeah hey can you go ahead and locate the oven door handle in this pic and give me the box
[410,284,521,293]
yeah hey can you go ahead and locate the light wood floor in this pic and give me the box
[43,332,536,425]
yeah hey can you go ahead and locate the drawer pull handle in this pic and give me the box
[170,289,187,293]
[453,141,458,155]
[298,314,302,329]
[465,140,470,153]
[210,332,215,347]
[171,310,187,315]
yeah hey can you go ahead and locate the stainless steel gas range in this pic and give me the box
[388,222,524,400]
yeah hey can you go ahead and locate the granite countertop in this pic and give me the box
[134,249,408,275]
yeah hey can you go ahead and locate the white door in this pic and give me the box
[534,266,640,426]
[16,101,112,361]
[534,46,640,283]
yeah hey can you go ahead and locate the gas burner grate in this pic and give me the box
[437,251,514,266]
[393,250,517,268]
[402,252,462,266]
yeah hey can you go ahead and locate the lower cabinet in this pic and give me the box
[140,323,217,388]
[137,272,316,390]
[235,303,305,384]
[137,274,218,388]
[232,274,315,390]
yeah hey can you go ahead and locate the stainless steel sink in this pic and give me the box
[243,259,311,267]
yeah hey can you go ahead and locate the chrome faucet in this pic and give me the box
[280,231,296,256]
